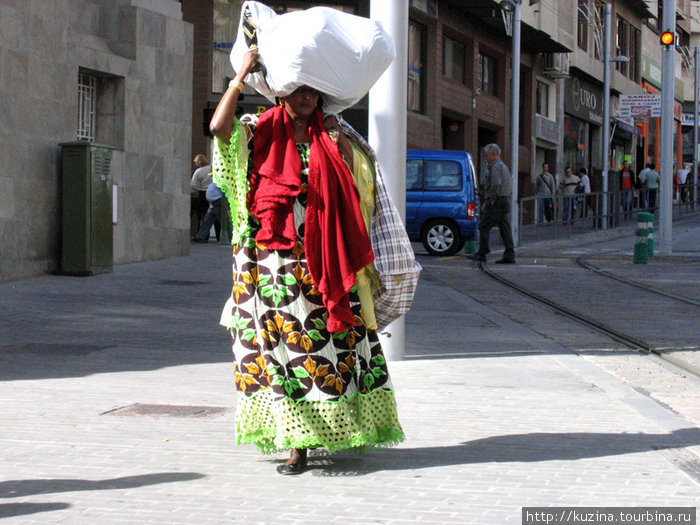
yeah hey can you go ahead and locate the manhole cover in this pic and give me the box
[156,280,208,286]
[102,403,230,418]
[1,343,110,356]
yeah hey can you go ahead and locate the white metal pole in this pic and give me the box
[369,0,408,361]
[695,46,699,208]
[659,0,675,253]
[601,2,611,229]
[510,1,522,244]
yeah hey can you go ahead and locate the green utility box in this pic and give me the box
[59,141,115,275]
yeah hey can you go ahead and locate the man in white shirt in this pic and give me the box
[637,163,652,209]
[677,163,691,202]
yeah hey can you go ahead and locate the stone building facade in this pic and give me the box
[0,0,193,281]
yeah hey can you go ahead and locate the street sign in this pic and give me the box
[619,94,661,118]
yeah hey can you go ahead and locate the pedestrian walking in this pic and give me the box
[468,143,516,264]
[208,26,414,475]
[535,163,555,224]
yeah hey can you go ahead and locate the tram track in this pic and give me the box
[479,261,700,380]
[575,256,700,308]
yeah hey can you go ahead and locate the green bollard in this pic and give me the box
[633,227,648,264]
[636,211,654,258]
[463,239,476,254]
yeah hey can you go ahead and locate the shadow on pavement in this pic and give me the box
[0,502,71,518]
[304,428,700,476]
[0,472,206,498]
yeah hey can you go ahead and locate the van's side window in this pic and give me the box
[423,160,462,191]
[407,159,422,190]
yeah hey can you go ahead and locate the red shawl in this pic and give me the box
[248,106,374,333]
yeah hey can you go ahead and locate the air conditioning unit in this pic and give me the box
[543,53,570,78]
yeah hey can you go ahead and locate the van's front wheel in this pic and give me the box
[422,220,463,256]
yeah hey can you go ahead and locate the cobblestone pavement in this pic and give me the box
[1,218,699,524]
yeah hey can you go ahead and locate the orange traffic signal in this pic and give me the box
[660,31,675,47]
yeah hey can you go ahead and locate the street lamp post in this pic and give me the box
[601,3,628,229]
[659,0,676,253]
[500,0,521,243]
[694,46,699,210]
[601,2,612,228]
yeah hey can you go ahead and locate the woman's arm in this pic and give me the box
[209,46,259,144]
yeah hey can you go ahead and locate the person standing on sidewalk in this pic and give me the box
[677,163,691,203]
[469,143,515,264]
[192,180,225,243]
[559,166,580,223]
[637,163,651,210]
[646,163,660,214]
[208,44,409,475]
[190,154,212,238]
[578,167,591,218]
[620,161,637,219]
[535,163,555,224]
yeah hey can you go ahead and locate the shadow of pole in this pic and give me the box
[300,428,700,477]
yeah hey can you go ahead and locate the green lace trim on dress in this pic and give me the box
[212,118,250,244]
[235,388,405,454]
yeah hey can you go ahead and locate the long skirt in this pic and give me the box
[222,212,404,454]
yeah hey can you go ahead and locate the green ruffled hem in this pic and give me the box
[234,388,405,454]
[236,426,406,455]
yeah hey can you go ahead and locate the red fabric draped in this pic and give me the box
[248,106,374,333]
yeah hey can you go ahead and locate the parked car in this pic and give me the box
[406,149,479,256]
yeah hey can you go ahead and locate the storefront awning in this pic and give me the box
[613,117,639,136]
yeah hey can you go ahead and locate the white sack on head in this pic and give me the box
[230,1,395,115]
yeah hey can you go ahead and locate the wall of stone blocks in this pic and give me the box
[0,0,193,281]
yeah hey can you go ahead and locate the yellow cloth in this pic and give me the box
[348,142,382,331]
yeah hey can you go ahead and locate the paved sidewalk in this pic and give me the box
[1,235,699,523]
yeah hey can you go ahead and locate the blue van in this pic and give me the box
[406,149,479,256]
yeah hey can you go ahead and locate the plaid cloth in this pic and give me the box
[339,118,421,330]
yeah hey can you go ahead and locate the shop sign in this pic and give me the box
[565,76,603,125]
[642,56,662,88]
[642,54,684,100]
[682,112,699,126]
[535,115,559,143]
[619,94,661,118]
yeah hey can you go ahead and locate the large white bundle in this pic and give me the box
[230,1,395,115]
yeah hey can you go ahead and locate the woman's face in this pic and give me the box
[283,86,320,119]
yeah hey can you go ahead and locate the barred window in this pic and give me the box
[78,72,97,141]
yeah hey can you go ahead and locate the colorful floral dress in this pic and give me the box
[214,123,404,454]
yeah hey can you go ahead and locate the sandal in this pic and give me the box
[276,462,305,475]
[276,448,307,475]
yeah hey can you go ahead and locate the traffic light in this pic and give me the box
[660,30,675,48]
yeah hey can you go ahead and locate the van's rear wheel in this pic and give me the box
[421,220,463,256]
